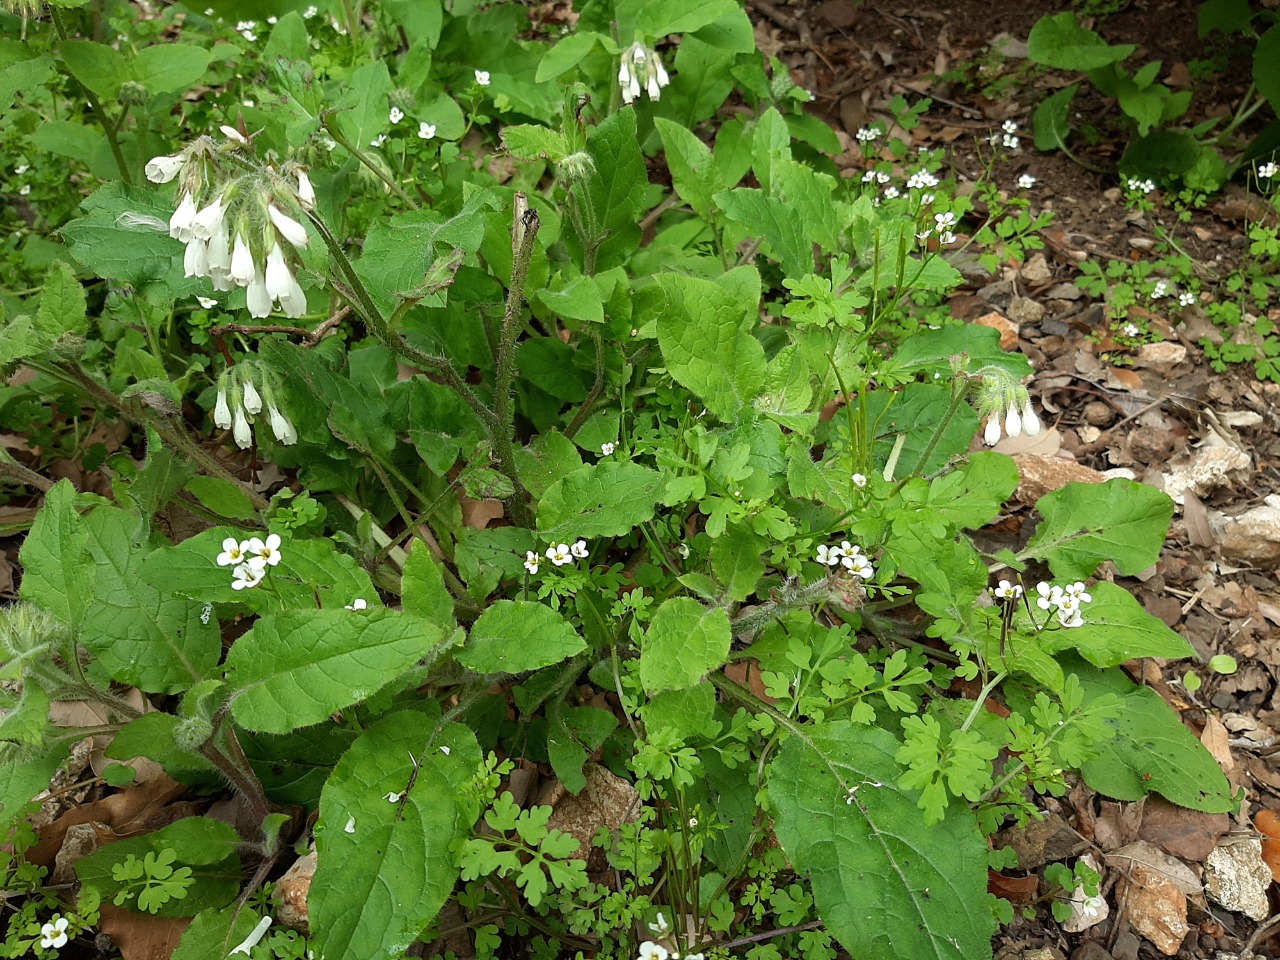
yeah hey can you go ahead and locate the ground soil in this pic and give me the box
[754,0,1280,957]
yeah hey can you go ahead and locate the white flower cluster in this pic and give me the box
[989,119,1019,150]
[525,539,589,575]
[618,42,670,104]
[1126,177,1156,194]
[855,125,882,143]
[213,364,297,448]
[216,533,282,591]
[1151,279,1169,299]
[1178,291,1196,307]
[861,170,890,185]
[1036,580,1091,628]
[983,393,1040,445]
[1259,161,1278,179]
[917,210,958,246]
[236,19,257,42]
[40,917,70,950]
[815,540,875,579]
[907,169,939,190]
[146,131,313,319]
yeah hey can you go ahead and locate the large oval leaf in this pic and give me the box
[639,598,731,694]
[225,610,443,733]
[770,722,994,960]
[455,600,586,674]
[310,709,480,960]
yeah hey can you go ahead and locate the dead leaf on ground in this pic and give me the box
[30,775,188,869]
[96,904,190,960]
[1137,795,1229,862]
[1200,713,1236,773]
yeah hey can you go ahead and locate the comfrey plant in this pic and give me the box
[0,3,1239,960]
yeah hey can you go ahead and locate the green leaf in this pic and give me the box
[1198,0,1254,36]
[531,276,603,325]
[81,507,220,693]
[1119,129,1203,177]
[119,428,196,519]
[639,598,731,694]
[1074,662,1235,812]
[715,188,811,279]
[537,461,664,542]
[535,31,604,82]
[1026,13,1136,70]
[336,59,393,156]
[574,107,648,271]
[310,710,480,960]
[401,548,456,633]
[1025,479,1173,578]
[547,705,617,794]
[639,0,739,37]
[58,39,130,99]
[225,609,444,734]
[29,120,104,163]
[1041,582,1194,666]
[711,523,766,602]
[171,907,268,960]
[770,721,994,960]
[0,743,68,833]
[133,44,212,95]
[35,260,88,339]
[182,476,257,520]
[1033,84,1078,151]
[0,44,53,110]
[19,480,92,629]
[1255,23,1280,112]
[76,818,241,917]
[502,124,569,162]
[654,118,718,220]
[456,601,586,674]
[656,272,766,422]
[139,529,376,614]
[514,431,583,500]
[61,183,187,291]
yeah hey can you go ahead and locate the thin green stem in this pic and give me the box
[564,330,605,439]
[49,8,133,184]
[322,117,418,209]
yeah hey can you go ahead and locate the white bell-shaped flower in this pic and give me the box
[232,404,253,448]
[246,268,272,318]
[268,204,310,248]
[264,242,294,302]
[169,192,198,241]
[229,233,255,286]
[145,154,184,184]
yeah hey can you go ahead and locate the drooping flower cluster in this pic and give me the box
[618,42,670,104]
[815,540,875,579]
[972,367,1042,446]
[1036,581,1092,628]
[216,533,283,591]
[145,129,313,319]
[212,362,297,449]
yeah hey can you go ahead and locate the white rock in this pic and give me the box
[1205,838,1272,920]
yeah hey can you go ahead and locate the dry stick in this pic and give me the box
[211,306,351,346]
[720,920,824,951]
[1243,911,1280,958]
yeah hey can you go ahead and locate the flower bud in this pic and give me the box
[268,203,310,248]
[145,154,184,184]
[118,80,150,106]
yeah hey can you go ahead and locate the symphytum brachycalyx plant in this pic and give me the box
[0,2,1235,959]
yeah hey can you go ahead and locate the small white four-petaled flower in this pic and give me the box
[601,442,615,456]
[993,580,1023,601]
[389,106,404,124]
[418,122,436,140]
[546,543,573,566]
[524,551,540,575]
[474,70,491,86]
[40,917,70,950]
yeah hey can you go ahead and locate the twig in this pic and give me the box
[1242,911,1280,958]
[211,306,350,346]
[720,920,824,950]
